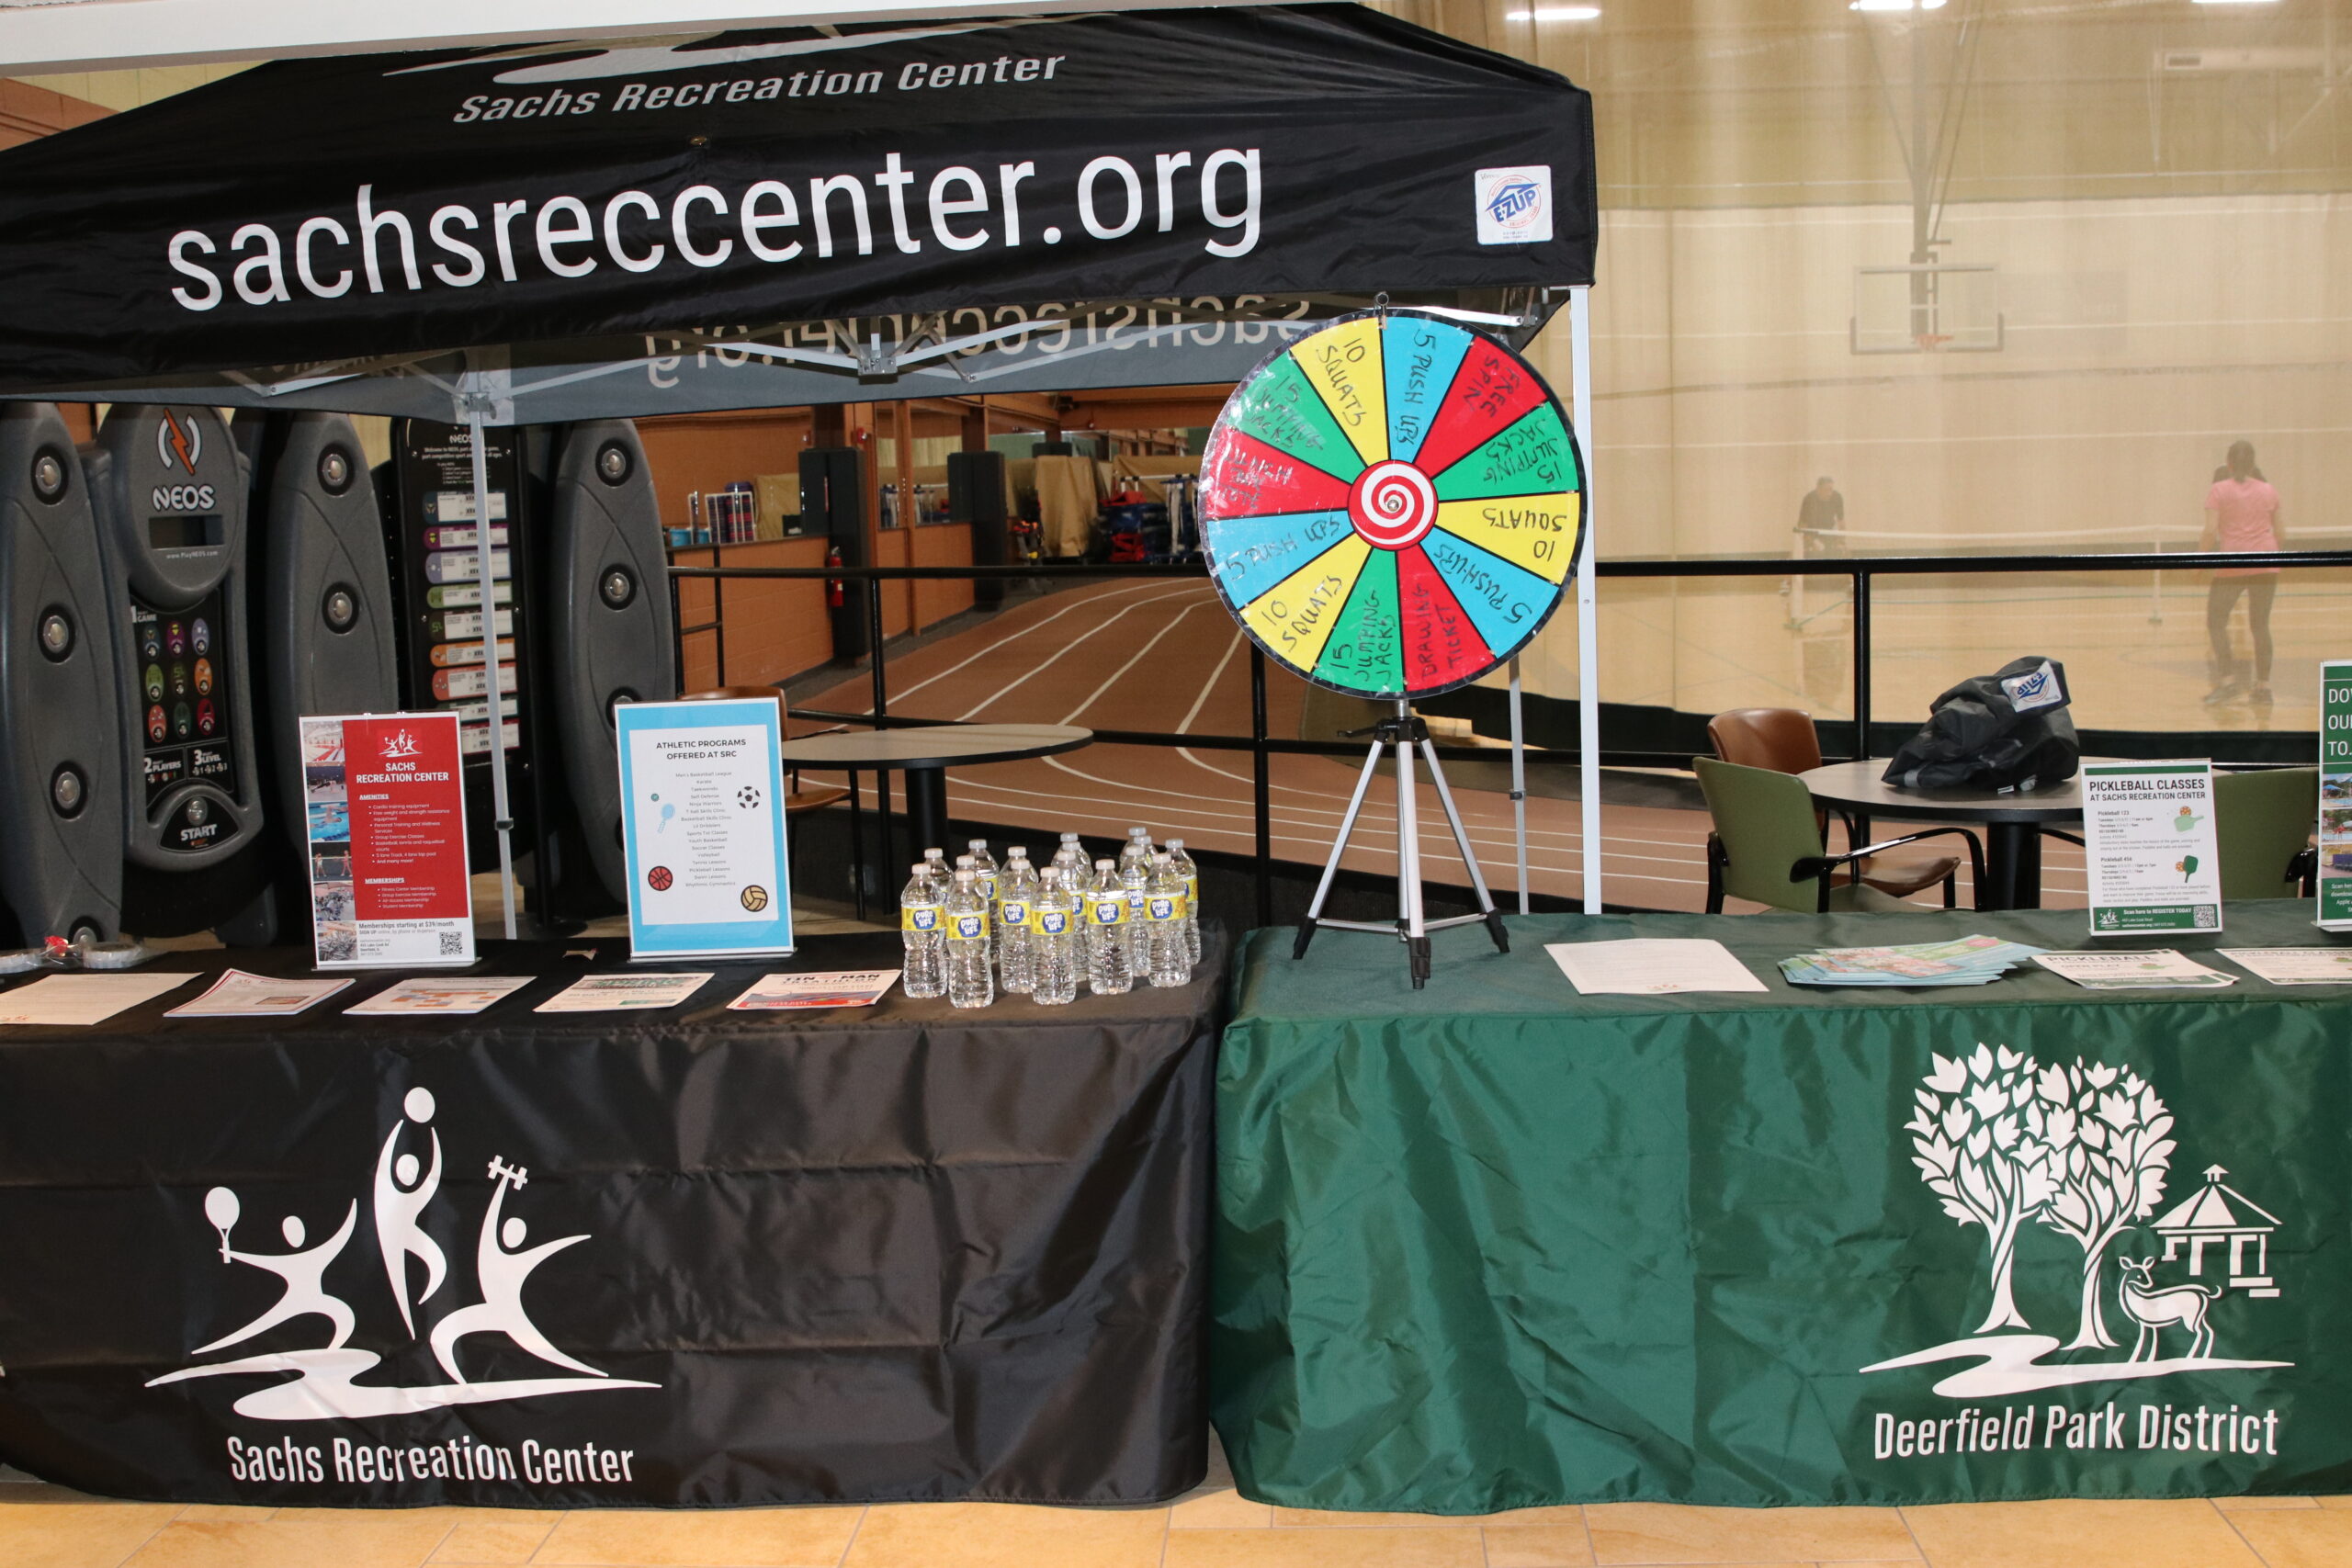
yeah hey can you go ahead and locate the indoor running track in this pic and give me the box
[802,579,2086,914]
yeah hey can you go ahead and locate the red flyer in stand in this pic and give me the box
[300,712,474,968]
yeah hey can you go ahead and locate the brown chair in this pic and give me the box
[678,686,849,818]
[1706,707,1976,908]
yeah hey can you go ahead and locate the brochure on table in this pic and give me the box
[300,712,475,968]
[2321,660,2352,930]
[2032,951,2234,989]
[2081,760,2222,935]
[729,971,901,1010]
[1544,940,1765,996]
[615,698,793,960]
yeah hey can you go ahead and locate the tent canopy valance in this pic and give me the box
[0,5,1595,419]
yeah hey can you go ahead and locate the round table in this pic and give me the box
[1798,761,2084,911]
[777,723,1094,863]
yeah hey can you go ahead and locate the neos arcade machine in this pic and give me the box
[0,405,122,945]
[537,421,675,919]
[85,405,270,936]
[238,412,402,935]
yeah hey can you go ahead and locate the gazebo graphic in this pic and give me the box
[2152,1165,2280,1299]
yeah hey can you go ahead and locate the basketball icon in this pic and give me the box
[646,865,673,892]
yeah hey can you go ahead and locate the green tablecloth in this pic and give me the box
[1212,903,2352,1511]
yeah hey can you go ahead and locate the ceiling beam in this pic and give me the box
[0,0,1251,73]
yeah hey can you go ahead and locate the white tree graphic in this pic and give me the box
[1905,1043,2058,1333]
[2030,1060,2175,1349]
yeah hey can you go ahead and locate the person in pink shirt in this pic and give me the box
[2201,440,2285,705]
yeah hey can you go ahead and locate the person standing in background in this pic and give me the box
[2202,440,2285,705]
[1797,476,1846,556]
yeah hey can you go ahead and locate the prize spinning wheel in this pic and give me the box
[1199,311,1583,700]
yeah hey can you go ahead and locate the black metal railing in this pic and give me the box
[670,548,2352,920]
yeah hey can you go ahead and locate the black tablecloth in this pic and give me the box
[0,932,1225,1508]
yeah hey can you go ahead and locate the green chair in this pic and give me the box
[2214,766,2318,900]
[1694,756,1984,914]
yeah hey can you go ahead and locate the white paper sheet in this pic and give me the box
[2032,951,2236,989]
[164,969,354,1017]
[534,972,714,1013]
[345,976,535,1015]
[728,971,900,1010]
[0,972,195,1026]
[2218,948,2352,986]
[1545,939,1768,995]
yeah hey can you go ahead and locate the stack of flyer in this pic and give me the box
[1780,934,2046,988]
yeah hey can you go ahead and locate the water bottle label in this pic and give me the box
[1036,911,1069,936]
[1091,898,1125,926]
[902,905,942,932]
[1184,875,1199,908]
[976,874,998,900]
[951,912,989,941]
[999,900,1031,930]
[1148,894,1189,922]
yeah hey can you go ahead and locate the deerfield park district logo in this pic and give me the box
[1862,1044,2288,1404]
[147,1087,657,1422]
[1475,165,1553,246]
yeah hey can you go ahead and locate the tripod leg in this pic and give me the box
[1396,710,1429,987]
[1295,740,1384,959]
[1420,739,1509,954]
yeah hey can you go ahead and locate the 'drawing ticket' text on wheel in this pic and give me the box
[1197,310,1584,700]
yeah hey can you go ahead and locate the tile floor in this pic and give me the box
[7,1447,2352,1568]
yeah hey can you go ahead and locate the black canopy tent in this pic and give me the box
[0,3,1606,919]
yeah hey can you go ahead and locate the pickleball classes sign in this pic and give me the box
[1198,311,1583,699]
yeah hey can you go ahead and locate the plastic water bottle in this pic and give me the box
[1144,852,1193,987]
[1165,838,1202,967]
[1118,829,1154,966]
[1031,867,1080,1005]
[944,869,993,1009]
[1084,859,1133,996]
[899,863,947,998]
[954,853,989,964]
[967,840,1000,903]
[1053,832,1084,871]
[922,845,948,886]
[997,846,1039,994]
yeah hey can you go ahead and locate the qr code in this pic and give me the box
[438,930,466,956]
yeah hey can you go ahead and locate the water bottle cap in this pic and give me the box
[1008,845,1027,857]
[1166,839,1184,851]
[956,855,975,867]
[924,847,944,859]
[968,839,989,850]
[1060,832,1079,841]
[1096,859,1116,871]
[955,869,975,883]
[1153,852,1170,864]
[1128,826,1148,837]
[911,863,929,874]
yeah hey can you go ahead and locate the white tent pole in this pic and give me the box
[463,387,519,941]
[1568,286,1601,914]
[1509,656,1529,914]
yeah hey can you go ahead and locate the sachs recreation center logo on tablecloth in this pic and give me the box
[1860,1043,2291,1463]
[148,1088,656,1432]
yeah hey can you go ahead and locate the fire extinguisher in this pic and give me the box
[825,543,846,609]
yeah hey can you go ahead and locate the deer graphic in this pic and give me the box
[2117,1256,2220,1361]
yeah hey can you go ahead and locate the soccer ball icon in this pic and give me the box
[737,784,763,810]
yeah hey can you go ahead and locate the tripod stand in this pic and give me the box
[1294,700,1510,988]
